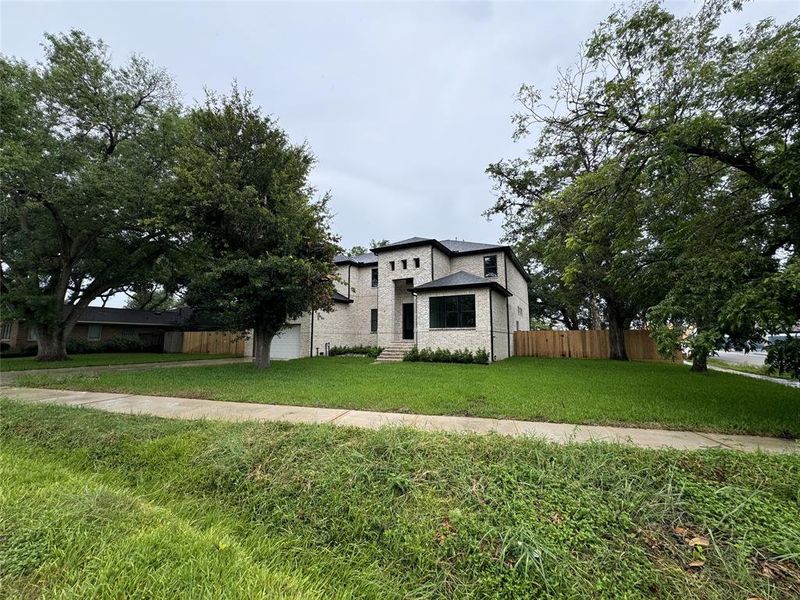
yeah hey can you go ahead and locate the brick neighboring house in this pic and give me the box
[0,306,208,353]
[266,237,531,362]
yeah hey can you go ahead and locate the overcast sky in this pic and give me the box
[2,1,797,254]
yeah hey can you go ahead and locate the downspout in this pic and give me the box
[504,253,511,357]
[347,265,351,299]
[430,247,434,280]
[309,309,315,357]
[413,292,418,349]
[489,290,494,362]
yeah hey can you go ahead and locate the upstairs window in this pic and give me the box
[414,257,420,268]
[371,268,378,287]
[389,261,395,271]
[483,255,498,277]
[401,259,407,269]
[430,295,476,329]
[370,309,378,332]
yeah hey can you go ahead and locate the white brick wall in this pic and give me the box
[416,288,492,357]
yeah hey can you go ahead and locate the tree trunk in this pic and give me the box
[35,326,68,361]
[606,302,629,361]
[690,352,708,373]
[253,328,273,369]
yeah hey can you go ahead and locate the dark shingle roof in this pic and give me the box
[334,252,378,266]
[439,239,504,253]
[411,271,512,296]
[333,291,354,303]
[67,306,210,327]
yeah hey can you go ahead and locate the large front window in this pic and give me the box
[429,294,476,328]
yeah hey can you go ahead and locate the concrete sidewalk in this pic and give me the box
[0,357,252,386]
[3,387,797,454]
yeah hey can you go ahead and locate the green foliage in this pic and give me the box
[766,338,800,380]
[0,31,184,359]
[403,347,489,365]
[2,401,799,599]
[488,2,800,368]
[328,345,383,358]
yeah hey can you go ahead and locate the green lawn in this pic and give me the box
[1,352,237,371]
[17,356,800,438]
[1,400,798,599]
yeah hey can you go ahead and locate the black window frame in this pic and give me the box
[370,308,378,332]
[401,259,407,269]
[371,268,378,287]
[389,261,395,271]
[413,257,420,268]
[429,294,476,329]
[483,255,498,278]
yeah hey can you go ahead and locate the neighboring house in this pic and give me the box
[0,306,212,353]
[269,237,531,362]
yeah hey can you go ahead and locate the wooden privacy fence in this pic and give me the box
[163,331,246,356]
[513,330,680,362]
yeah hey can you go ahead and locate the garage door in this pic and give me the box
[270,325,302,359]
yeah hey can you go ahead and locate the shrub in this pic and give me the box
[403,347,489,365]
[329,345,383,358]
[99,336,149,353]
[766,337,800,380]
[66,338,96,354]
[0,344,37,358]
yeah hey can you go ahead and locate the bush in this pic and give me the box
[0,344,37,358]
[766,337,800,380]
[403,347,489,365]
[329,345,383,359]
[66,338,96,354]
[98,336,149,353]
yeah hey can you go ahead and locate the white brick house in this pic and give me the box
[265,237,531,362]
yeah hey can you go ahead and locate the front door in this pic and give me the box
[402,303,414,340]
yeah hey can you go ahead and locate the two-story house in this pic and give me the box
[265,237,530,362]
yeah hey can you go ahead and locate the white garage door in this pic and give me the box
[270,325,302,359]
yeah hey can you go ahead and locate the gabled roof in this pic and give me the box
[439,239,504,253]
[333,252,378,267]
[411,271,512,297]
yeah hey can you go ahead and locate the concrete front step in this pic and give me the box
[376,342,416,362]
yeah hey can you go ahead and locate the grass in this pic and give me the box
[18,356,800,438]
[0,352,237,371]
[708,358,794,381]
[1,400,798,599]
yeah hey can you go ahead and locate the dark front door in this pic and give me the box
[402,303,414,340]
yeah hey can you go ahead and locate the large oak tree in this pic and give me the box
[175,88,339,368]
[0,31,183,360]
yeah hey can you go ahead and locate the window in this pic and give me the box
[0,322,11,341]
[518,305,523,316]
[516,320,520,331]
[121,327,136,337]
[429,295,476,329]
[401,259,407,269]
[371,268,378,287]
[414,257,420,268]
[27,326,37,342]
[87,324,102,341]
[389,261,395,271]
[370,309,378,332]
[483,255,498,277]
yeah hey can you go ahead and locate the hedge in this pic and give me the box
[403,347,489,365]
